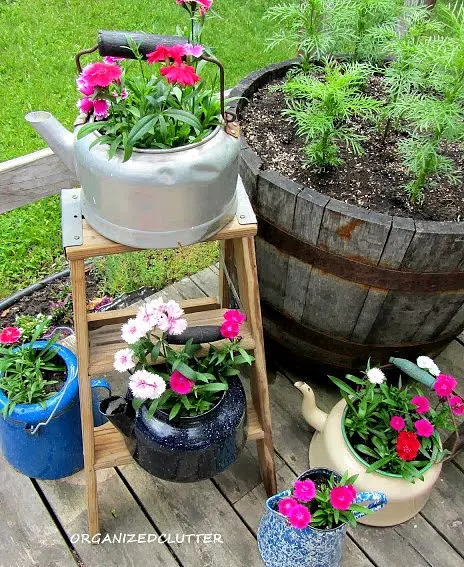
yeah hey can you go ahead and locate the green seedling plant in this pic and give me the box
[0,319,65,416]
[263,0,350,72]
[281,60,381,170]
[384,3,464,202]
[337,0,404,63]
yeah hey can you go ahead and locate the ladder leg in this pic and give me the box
[233,236,277,496]
[219,240,234,308]
[70,259,100,538]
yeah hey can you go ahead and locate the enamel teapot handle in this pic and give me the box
[75,31,231,123]
[352,491,387,519]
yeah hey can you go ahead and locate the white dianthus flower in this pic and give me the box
[416,356,440,377]
[366,367,386,385]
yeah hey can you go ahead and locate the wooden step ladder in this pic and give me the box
[63,180,277,538]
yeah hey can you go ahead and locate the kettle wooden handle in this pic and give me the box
[97,30,188,59]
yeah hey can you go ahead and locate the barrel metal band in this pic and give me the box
[261,301,456,363]
[257,217,464,292]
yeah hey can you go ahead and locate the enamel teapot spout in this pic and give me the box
[25,111,76,174]
[99,396,135,439]
[294,381,328,433]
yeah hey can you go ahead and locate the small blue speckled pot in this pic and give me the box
[258,468,387,567]
[100,374,246,482]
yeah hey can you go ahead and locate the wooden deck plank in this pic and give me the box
[420,463,464,558]
[37,470,179,567]
[119,463,262,567]
[0,454,77,567]
[189,266,219,298]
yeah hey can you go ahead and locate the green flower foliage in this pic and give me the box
[281,60,381,170]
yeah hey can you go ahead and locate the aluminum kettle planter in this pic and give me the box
[0,341,110,479]
[257,468,386,567]
[100,374,247,482]
[25,31,239,249]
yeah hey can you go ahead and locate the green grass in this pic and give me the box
[0,0,291,300]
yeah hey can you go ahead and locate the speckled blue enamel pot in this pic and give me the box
[100,374,247,482]
[0,342,110,479]
[258,468,387,567]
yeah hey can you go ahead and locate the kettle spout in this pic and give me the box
[99,396,134,438]
[25,111,76,174]
[294,381,328,432]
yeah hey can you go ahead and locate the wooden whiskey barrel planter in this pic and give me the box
[230,59,464,369]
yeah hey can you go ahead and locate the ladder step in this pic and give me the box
[88,308,255,376]
[94,401,264,470]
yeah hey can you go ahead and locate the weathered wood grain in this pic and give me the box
[420,463,464,557]
[256,169,302,232]
[119,464,262,567]
[379,216,416,269]
[190,267,219,298]
[283,255,312,322]
[351,217,416,343]
[317,199,392,265]
[38,470,179,567]
[0,150,78,214]
[401,221,464,272]
[255,238,289,312]
[0,455,76,567]
[396,513,464,567]
[301,268,370,339]
[239,146,262,207]
[292,187,330,246]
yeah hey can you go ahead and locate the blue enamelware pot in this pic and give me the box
[258,468,387,567]
[0,341,110,479]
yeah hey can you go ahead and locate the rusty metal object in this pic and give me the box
[258,217,464,292]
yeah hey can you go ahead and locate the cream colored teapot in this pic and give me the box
[294,358,444,527]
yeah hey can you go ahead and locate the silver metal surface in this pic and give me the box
[61,189,83,248]
[25,112,76,174]
[28,112,240,249]
[236,176,257,225]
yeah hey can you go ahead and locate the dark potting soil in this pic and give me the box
[0,268,100,330]
[43,355,66,395]
[240,76,464,222]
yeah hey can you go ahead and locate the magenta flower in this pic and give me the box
[147,44,186,65]
[160,63,200,86]
[224,309,246,325]
[220,320,240,339]
[93,99,110,119]
[433,374,457,397]
[184,43,204,57]
[277,496,297,516]
[411,395,430,414]
[346,484,357,499]
[170,370,195,395]
[390,415,406,431]
[80,61,122,87]
[414,418,434,438]
[77,97,94,114]
[287,503,311,529]
[293,479,316,503]
[449,395,464,416]
[76,77,94,96]
[0,327,21,345]
[330,486,356,511]
[103,56,125,64]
